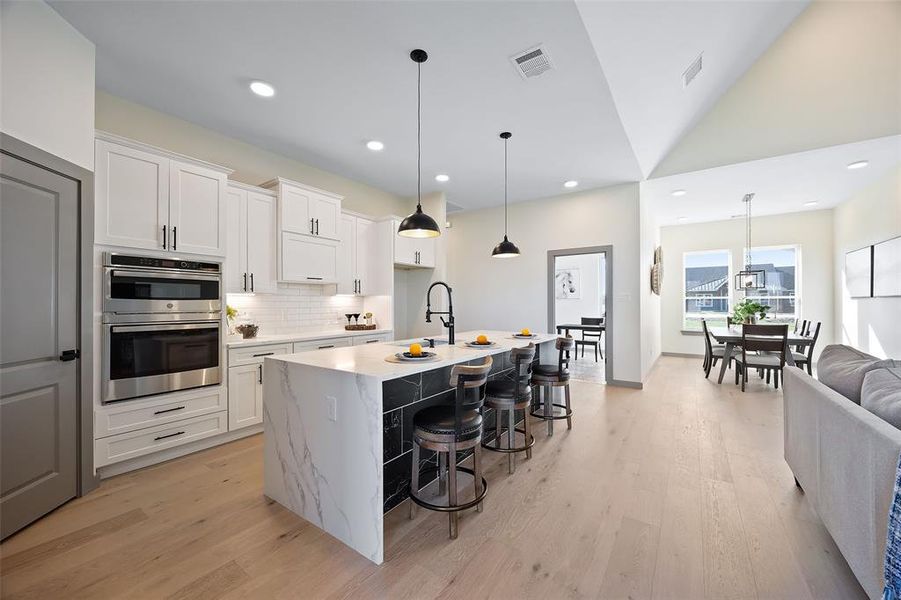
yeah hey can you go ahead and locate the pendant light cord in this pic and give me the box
[504,135,508,236]
[417,60,422,210]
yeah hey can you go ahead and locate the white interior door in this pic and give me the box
[225,186,247,293]
[169,160,227,256]
[245,192,277,293]
[94,139,168,251]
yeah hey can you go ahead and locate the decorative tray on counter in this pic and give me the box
[345,324,377,331]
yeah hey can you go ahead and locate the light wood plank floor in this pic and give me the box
[0,357,866,599]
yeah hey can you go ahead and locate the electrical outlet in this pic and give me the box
[327,396,337,422]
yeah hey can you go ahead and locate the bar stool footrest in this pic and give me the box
[530,403,572,421]
[409,466,488,513]
[481,427,535,454]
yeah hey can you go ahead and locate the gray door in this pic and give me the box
[1,153,79,539]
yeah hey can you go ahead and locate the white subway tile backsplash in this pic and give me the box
[226,283,364,335]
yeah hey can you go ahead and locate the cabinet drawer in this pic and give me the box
[95,386,226,438]
[292,336,352,353]
[354,334,390,346]
[95,411,227,467]
[228,342,293,367]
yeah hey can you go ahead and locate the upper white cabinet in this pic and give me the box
[337,213,376,295]
[281,233,338,283]
[95,134,231,257]
[393,219,436,268]
[263,177,342,241]
[226,183,277,294]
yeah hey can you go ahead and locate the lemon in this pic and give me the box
[409,343,423,356]
[521,328,531,336]
[476,334,488,344]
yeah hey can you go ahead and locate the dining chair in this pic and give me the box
[701,319,728,379]
[733,324,788,392]
[575,317,603,362]
[791,321,821,375]
[795,319,809,352]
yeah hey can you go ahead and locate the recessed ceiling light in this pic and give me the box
[435,174,449,182]
[678,217,688,223]
[563,180,579,188]
[366,140,384,151]
[671,189,687,197]
[804,201,819,207]
[249,81,275,97]
[847,160,869,170]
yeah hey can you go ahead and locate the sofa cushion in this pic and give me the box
[817,344,898,404]
[862,368,901,429]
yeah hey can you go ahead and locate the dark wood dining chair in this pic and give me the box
[701,319,728,378]
[574,317,603,362]
[791,321,821,375]
[733,324,788,392]
[795,319,809,352]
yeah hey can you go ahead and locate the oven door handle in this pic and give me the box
[109,269,221,282]
[110,322,221,333]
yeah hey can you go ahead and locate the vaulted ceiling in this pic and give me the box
[51,0,901,214]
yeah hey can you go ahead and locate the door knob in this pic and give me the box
[59,349,80,361]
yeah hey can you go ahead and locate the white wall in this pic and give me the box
[639,188,662,378]
[660,209,835,358]
[553,253,605,326]
[0,1,95,170]
[447,183,644,384]
[834,166,901,359]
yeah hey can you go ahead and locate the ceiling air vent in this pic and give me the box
[682,53,703,88]
[510,45,553,80]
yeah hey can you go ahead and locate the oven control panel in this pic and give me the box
[106,253,220,273]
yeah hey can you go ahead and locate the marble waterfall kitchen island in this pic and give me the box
[263,331,556,563]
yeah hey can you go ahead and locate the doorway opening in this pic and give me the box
[547,246,612,384]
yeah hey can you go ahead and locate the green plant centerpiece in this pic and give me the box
[226,305,238,335]
[731,298,770,325]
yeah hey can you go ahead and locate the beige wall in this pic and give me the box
[654,1,901,177]
[834,166,901,358]
[95,91,408,219]
[660,209,835,358]
[1,1,95,170]
[447,183,645,384]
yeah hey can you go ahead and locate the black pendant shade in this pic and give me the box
[491,131,520,258]
[398,49,441,239]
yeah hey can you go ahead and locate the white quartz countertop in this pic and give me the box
[227,328,393,348]
[268,330,556,380]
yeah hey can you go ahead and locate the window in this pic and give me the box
[741,245,799,323]
[683,250,730,331]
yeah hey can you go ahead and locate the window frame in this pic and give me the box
[740,243,801,323]
[682,249,732,332]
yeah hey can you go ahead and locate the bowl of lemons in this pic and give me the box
[513,328,536,338]
[396,342,435,361]
[466,334,495,348]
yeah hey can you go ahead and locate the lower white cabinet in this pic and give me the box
[281,232,338,283]
[353,334,390,345]
[94,386,226,438]
[228,363,264,431]
[292,336,353,353]
[95,411,228,467]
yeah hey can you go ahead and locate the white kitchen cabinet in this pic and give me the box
[264,177,342,241]
[393,219,436,268]
[337,213,376,295]
[226,183,277,293]
[292,337,353,353]
[94,134,230,257]
[95,412,228,467]
[353,333,390,346]
[281,233,338,283]
[227,363,264,430]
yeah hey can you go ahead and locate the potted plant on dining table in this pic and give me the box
[731,298,770,325]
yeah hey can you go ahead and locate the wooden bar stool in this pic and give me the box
[530,336,575,436]
[408,357,492,539]
[482,343,536,474]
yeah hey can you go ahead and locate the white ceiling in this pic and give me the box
[50,0,644,210]
[576,0,808,178]
[644,135,901,227]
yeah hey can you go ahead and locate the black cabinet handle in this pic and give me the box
[154,406,186,415]
[162,225,167,249]
[318,344,334,349]
[310,218,314,234]
[365,339,380,344]
[154,431,185,441]
[258,364,263,384]
[172,226,177,250]
[252,351,274,357]
[243,272,247,291]
[250,273,254,292]
[306,277,322,280]
[315,219,319,235]
[59,349,79,361]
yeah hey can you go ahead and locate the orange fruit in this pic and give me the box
[521,328,531,336]
[409,343,423,356]
[476,334,488,344]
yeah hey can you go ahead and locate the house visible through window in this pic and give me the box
[683,250,730,331]
[742,245,799,323]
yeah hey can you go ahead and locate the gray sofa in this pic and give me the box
[784,345,901,599]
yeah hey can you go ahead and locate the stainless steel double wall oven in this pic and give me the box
[101,252,222,403]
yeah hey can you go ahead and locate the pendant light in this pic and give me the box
[491,132,521,258]
[398,49,441,239]
[734,193,766,290]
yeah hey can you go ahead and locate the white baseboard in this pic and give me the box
[97,425,262,479]
[662,351,704,359]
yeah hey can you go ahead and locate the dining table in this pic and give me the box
[708,325,814,384]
